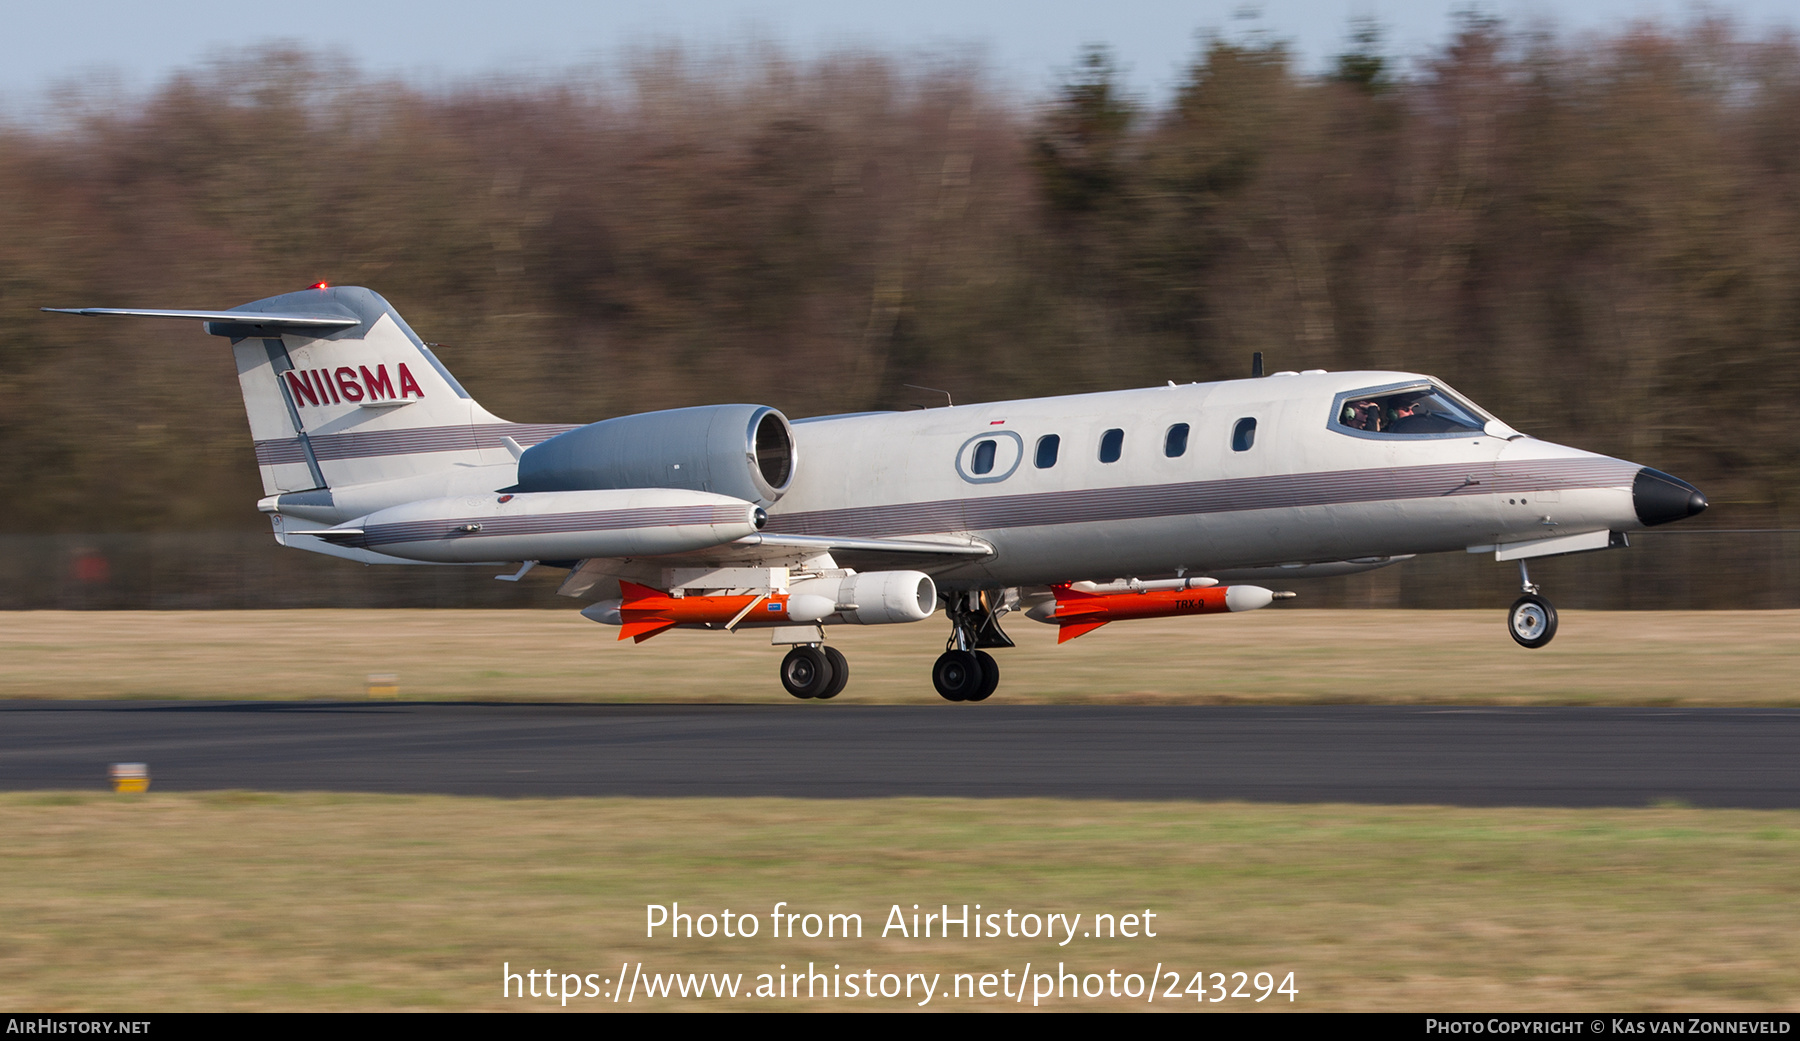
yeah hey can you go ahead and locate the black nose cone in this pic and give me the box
[1633,468,1708,527]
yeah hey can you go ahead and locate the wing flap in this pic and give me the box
[554,533,992,602]
[734,533,992,557]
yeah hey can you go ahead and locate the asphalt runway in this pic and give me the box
[3,702,1798,807]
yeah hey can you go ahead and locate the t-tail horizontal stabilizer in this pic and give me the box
[40,307,360,332]
[44,285,513,500]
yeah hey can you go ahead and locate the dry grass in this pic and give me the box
[8,613,1794,1011]
[1,609,1796,705]
[0,794,1795,1011]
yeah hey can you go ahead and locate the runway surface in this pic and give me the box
[3,702,1798,806]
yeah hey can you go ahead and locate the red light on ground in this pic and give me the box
[311,282,329,290]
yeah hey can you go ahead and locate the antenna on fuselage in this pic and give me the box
[1252,352,1265,378]
[903,384,954,407]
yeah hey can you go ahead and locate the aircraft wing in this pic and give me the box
[716,532,995,574]
[555,532,993,601]
[734,532,991,564]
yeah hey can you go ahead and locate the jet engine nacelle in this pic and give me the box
[333,488,765,563]
[786,570,938,625]
[516,404,796,507]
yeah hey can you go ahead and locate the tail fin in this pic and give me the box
[226,285,501,494]
[49,286,570,496]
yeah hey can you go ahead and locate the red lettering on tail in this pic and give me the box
[286,364,420,406]
[334,366,365,402]
[283,370,319,407]
[397,363,424,399]
[360,364,395,400]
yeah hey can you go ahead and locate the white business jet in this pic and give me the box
[47,286,1708,701]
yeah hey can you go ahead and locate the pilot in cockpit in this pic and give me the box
[1342,400,1381,430]
[1338,386,1493,436]
[1385,397,1439,433]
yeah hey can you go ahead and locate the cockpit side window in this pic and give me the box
[1333,385,1486,437]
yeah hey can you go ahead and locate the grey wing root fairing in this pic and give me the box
[737,532,993,573]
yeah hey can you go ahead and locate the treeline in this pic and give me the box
[1,18,1796,533]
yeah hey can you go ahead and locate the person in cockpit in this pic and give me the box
[1342,400,1381,431]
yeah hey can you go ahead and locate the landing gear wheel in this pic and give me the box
[1508,594,1558,649]
[816,646,849,700]
[932,650,983,702]
[780,646,835,699]
[966,650,1000,702]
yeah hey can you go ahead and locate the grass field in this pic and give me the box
[6,610,1795,1011]
[1,794,1795,1011]
[2,608,1796,704]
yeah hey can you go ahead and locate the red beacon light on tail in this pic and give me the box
[310,282,330,290]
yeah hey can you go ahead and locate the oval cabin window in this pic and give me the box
[1099,428,1124,463]
[955,430,1024,483]
[1232,418,1257,452]
[1035,435,1060,469]
[1165,423,1190,458]
[972,439,997,475]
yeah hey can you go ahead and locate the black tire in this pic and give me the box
[1507,594,1558,649]
[932,650,983,702]
[816,646,850,700]
[966,650,1000,702]
[780,646,835,699]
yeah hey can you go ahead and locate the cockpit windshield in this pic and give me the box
[1335,385,1487,436]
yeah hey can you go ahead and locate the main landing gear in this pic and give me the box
[775,590,1015,703]
[933,591,1012,702]
[780,644,849,700]
[1507,560,1558,649]
[932,649,999,702]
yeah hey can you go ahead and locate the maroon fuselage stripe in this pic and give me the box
[254,422,578,467]
[321,455,1635,547]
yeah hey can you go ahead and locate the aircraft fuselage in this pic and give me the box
[770,371,1645,590]
[47,287,1708,700]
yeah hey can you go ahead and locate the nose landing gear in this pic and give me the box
[1507,560,1558,649]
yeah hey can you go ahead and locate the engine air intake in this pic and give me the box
[755,411,793,489]
[516,403,797,506]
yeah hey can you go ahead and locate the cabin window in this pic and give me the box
[1164,423,1190,458]
[1099,428,1124,463]
[1335,386,1485,436]
[971,439,997,475]
[1232,418,1256,452]
[955,429,1024,483]
[1035,434,1060,469]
